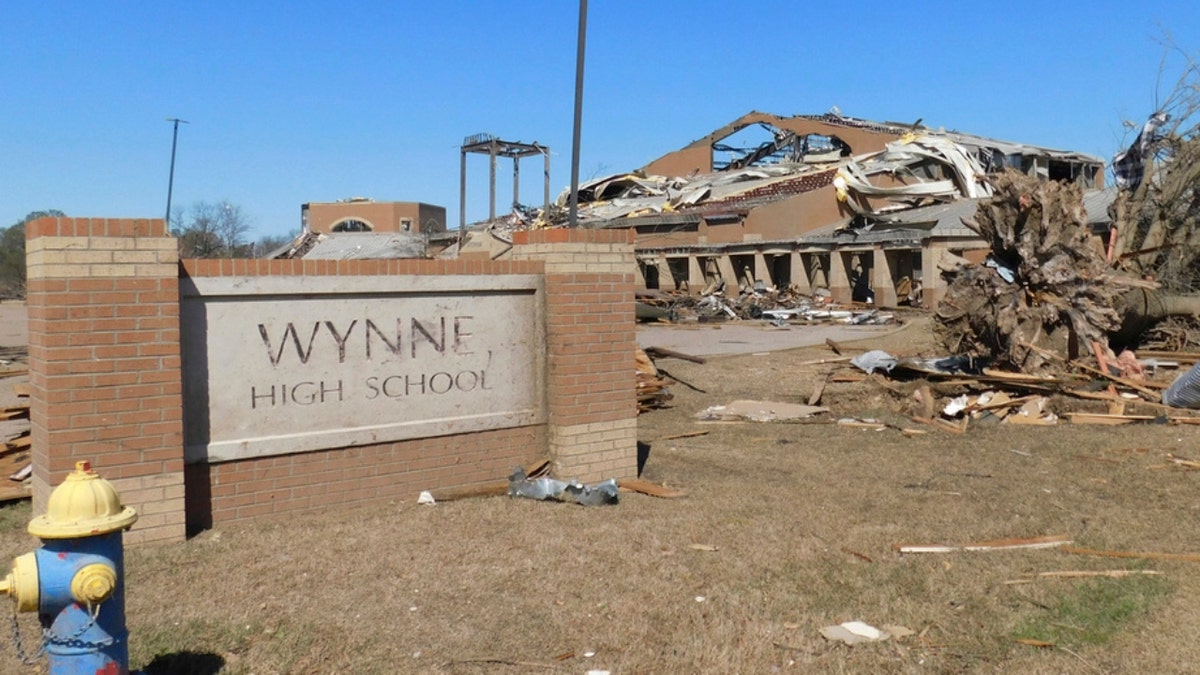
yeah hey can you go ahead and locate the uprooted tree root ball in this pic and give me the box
[935,171,1124,373]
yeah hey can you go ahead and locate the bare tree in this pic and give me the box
[252,232,297,258]
[1110,41,1200,291]
[174,200,253,258]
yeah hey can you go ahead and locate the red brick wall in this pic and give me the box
[187,426,544,527]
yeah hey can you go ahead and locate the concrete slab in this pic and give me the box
[637,321,898,357]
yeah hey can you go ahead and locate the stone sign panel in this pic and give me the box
[180,275,545,463]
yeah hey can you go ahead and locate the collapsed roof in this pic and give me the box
[267,231,427,260]
[540,111,1104,234]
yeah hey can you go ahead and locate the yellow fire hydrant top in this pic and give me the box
[27,461,138,539]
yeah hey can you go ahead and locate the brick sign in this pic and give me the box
[180,275,545,463]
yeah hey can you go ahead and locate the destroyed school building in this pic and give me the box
[464,111,1110,308]
[270,198,453,260]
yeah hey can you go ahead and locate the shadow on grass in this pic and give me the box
[142,651,225,675]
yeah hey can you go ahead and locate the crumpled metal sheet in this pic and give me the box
[851,350,983,376]
[850,349,898,374]
[507,468,619,506]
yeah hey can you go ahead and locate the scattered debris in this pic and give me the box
[694,400,828,423]
[636,348,675,413]
[417,491,435,505]
[507,468,619,506]
[633,284,897,326]
[819,621,912,645]
[850,350,981,377]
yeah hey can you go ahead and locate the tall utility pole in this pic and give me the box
[164,117,189,230]
[568,0,587,227]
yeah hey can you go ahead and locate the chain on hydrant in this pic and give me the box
[0,461,138,675]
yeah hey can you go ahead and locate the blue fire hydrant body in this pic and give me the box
[0,461,138,675]
[36,532,130,674]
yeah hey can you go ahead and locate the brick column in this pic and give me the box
[512,228,637,483]
[922,242,952,308]
[26,217,185,544]
[716,255,738,288]
[687,256,704,294]
[829,250,852,304]
[753,252,769,288]
[873,247,898,307]
[658,258,677,291]
[790,252,812,293]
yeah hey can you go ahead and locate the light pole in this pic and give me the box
[164,117,189,231]
[568,0,587,228]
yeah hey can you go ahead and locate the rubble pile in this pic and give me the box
[639,286,895,326]
[935,171,1125,373]
[636,348,674,413]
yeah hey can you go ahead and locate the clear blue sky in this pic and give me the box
[2,1,1198,241]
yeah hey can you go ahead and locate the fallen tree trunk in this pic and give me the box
[1113,288,1200,345]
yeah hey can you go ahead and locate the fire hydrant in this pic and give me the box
[0,461,138,674]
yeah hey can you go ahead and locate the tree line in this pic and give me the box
[0,202,294,299]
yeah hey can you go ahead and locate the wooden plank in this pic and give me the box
[618,478,686,499]
[0,448,30,502]
[808,375,828,406]
[1137,350,1200,361]
[653,430,709,442]
[917,385,935,420]
[931,417,968,434]
[4,434,30,451]
[1066,389,1182,413]
[1074,363,1163,399]
[981,368,1060,382]
[896,534,1072,554]
[967,393,1039,413]
[830,372,866,383]
[1167,454,1200,469]
[1092,341,1113,384]
[0,369,28,380]
[1033,570,1162,579]
[1067,413,1153,426]
[0,407,30,421]
[1061,546,1200,563]
[837,419,888,430]
[796,356,853,367]
[11,382,31,397]
[642,346,706,364]
[1005,413,1057,426]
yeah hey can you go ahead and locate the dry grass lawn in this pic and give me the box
[3,315,1200,673]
